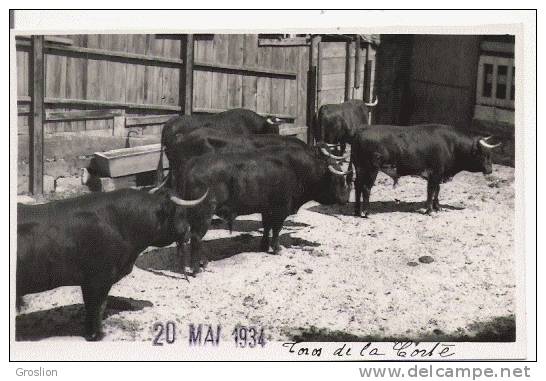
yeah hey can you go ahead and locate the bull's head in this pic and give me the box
[315,143,352,205]
[472,136,502,175]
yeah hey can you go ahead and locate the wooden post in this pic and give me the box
[344,40,352,101]
[307,35,321,144]
[354,35,362,91]
[363,42,371,102]
[29,35,44,195]
[112,110,126,136]
[180,34,194,115]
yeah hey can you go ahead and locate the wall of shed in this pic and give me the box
[375,34,481,129]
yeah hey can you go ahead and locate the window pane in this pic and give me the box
[510,66,515,101]
[482,63,493,97]
[496,65,507,100]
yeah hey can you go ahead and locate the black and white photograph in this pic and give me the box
[9,10,536,362]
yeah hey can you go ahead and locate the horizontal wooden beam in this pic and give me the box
[194,60,297,79]
[193,106,295,120]
[125,114,175,127]
[15,35,73,45]
[45,109,124,122]
[18,96,181,112]
[258,37,310,47]
[16,40,184,68]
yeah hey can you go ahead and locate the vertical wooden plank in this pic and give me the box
[354,36,362,90]
[125,34,147,106]
[145,35,161,105]
[113,110,126,136]
[107,34,128,103]
[242,34,258,111]
[192,37,207,110]
[256,46,272,114]
[85,34,109,131]
[297,47,308,128]
[344,41,352,101]
[163,38,180,106]
[29,35,44,195]
[363,43,371,102]
[284,47,298,119]
[45,41,67,133]
[212,34,229,111]
[64,34,85,132]
[307,36,321,143]
[270,46,285,115]
[180,34,194,115]
[16,50,29,97]
[227,34,243,108]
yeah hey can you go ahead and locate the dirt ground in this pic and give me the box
[16,165,516,343]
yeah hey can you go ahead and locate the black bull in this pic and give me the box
[316,99,378,153]
[169,144,351,276]
[16,188,206,341]
[157,108,282,183]
[350,124,501,217]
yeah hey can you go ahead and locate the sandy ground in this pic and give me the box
[16,165,516,342]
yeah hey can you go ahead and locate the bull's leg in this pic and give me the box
[190,233,205,276]
[432,184,442,211]
[425,180,440,214]
[359,170,378,218]
[270,222,284,254]
[81,282,112,341]
[260,215,272,252]
[177,242,190,281]
[354,171,363,216]
[188,212,212,276]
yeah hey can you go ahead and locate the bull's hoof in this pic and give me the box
[272,246,281,255]
[191,267,201,277]
[354,211,369,218]
[84,331,104,342]
[425,208,434,215]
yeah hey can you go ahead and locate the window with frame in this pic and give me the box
[476,55,515,109]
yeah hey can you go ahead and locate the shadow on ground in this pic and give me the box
[209,218,309,232]
[16,296,152,341]
[136,232,320,274]
[309,201,464,217]
[286,315,515,343]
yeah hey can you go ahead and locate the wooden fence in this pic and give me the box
[15,33,377,194]
[16,34,308,136]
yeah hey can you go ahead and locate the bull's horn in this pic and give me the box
[170,189,209,206]
[266,116,282,125]
[483,135,494,141]
[149,176,169,194]
[479,138,502,149]
[320,147,349,161]
[365,97,378,107]
[328,165,348,176]
[325,143,341,147]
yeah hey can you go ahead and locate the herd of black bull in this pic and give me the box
[16,103,501,341]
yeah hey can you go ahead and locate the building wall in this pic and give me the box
[375,34,481,129]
